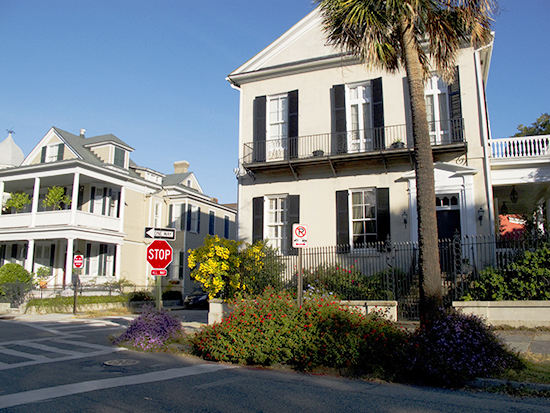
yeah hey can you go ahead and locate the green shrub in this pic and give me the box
[26,295,127,313]
[302,265,392,300]
[464,244,550,301]
[406,309,524,386]
[0,263,33,305]
[188,288,407,375]
[127,291,154,302]
[239,240,286,295]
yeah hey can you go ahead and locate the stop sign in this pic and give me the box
[146,240,173,269]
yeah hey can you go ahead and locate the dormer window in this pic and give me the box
[113,147,125,168]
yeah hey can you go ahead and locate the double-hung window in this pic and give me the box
[187,204,200,233]
[42,143,64,163]
[266,195,287,250]
[350,188,377,245]
[209,210,215,235]
[336,188,389,248]
[113,147,125,168]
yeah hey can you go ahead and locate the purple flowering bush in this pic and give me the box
[113,306,183,351]
[406,309,524,386]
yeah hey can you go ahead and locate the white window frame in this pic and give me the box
[154,202,162,228]
[266,93,288,161]
[189,204,199,233]
[346,82,373,152]
[264,194,288,250]
[45,143,62,163]
[349,188,377,246]
[425,74,450,144]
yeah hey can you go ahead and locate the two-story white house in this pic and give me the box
[0,127,236,296]
[228,7,493,256]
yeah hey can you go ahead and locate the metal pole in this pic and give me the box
[297,248,303,307]
[73,269,79,315]
[157,274,162,311]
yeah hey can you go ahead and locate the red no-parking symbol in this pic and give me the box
[292,224,308,248]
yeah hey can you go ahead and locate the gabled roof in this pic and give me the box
[163,172,192,187]
[83,134,135,151]
[227,7,353,86]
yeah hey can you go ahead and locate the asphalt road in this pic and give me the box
[1,314,550,412]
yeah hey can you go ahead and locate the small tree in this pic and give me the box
[0,263,34,307]
[5,192,32,213]
[514,113,550,137]
[42,186,71,210]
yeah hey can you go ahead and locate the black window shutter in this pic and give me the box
[40,147,47,163]
[332,85,346,153]
[85,243,91,274]
[448,67,463,142]
[57,143,65,161]
[187,204,192,231]
[376,188,390,242]
[11,244,18,259]
[252,197,264,243]
[197,207,201,234]
[336,190,350,252]
[168,204,173,228]
[372,77,385,150]
[50,244,56,267]
[90,187,96,213]
[253,96,267,162]
[288,90,299,159]
[286,195,300,255]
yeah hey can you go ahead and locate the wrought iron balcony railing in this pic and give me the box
[242,119,464,164]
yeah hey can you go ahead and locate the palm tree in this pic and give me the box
[315,0,496,318]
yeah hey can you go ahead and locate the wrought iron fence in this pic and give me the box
[243,234,550,320]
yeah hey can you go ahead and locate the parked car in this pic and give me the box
[183,288,208,309]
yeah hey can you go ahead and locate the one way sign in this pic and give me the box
[144,227,176,240]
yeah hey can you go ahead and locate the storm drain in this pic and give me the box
[103,359,140,367]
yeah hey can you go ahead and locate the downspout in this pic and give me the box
[474,40,495,236]
[228,76,242,242]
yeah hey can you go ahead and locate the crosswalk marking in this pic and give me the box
[0,318,132,371]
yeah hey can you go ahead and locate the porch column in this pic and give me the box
[119,186,126,233]
[65,238,74,286]
[0,181,4,213]
[25,239,35,273]
[70,172,80,225]
[115,243,122,280]
[30,177,40,227]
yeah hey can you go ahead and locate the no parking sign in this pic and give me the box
[292,224,308,248]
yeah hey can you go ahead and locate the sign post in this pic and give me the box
[73,252,84,314]
[292,224,308,307]
[146,240,173,310]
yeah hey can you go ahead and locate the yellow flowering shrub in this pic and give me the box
[188,237,285,300]
[188,235,242,299]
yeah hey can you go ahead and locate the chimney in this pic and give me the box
[174,160,189,174]
[79,129,86,138]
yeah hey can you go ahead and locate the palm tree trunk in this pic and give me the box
[400,19,443,320]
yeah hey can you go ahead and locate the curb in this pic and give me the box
[469,377,550,392]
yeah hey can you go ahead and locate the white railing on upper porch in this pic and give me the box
[490,135,550,159]
[0,210,121,232]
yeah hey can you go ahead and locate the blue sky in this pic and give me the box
[1,0,548,204]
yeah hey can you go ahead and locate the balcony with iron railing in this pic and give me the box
[241,119,465,168]
[490,135,550,160]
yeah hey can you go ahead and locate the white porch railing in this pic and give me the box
[490,135,550,159]
[0,210,121,232]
